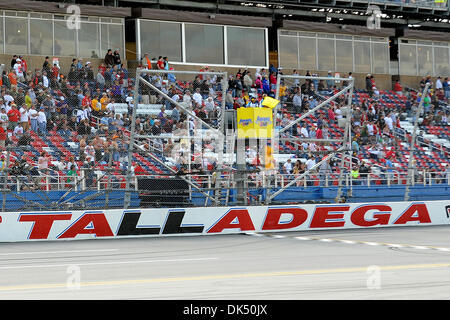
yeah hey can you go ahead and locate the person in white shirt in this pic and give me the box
[436,76,443,90]
[13,59,24,81]
[19,105,29,131]
[82,104,91,120]
[42,71,49,88]
[366,121,375,136]
[37,151,49,172]
[384,114,393,131]
[283,158,293,174]
[125,92,134,108]
[305,156,316,171]
[204,97,215,120]
[106,100,115,114]
[76,108,86,123]
[390,112,397,125]
[13,125,23,137]
[293,92,303,113]
[183,90,192,108]
[84,144,95,164]
[27,89,36,104]
[28,105,38,133]
[171,92,180,103]
[3,93,14,108]
[208,74,217,87]
[300,123,309,138]
[192,88,203,106]
[308,142,318,152]
[0,108,8,130]
[335,107,343,119]
[255,68,262,81]
[37,107,47,136]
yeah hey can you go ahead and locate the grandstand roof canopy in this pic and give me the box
[16,0,450,32]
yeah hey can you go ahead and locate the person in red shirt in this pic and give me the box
[7,104,20,130]
[156,56,165,70]
[269,72,277,89]
[394,80,403,96]
[316,125,323,139]
[199,66,209,80]
[328,107,336,125]
[0,125,6,149]
[98,62,107,76]
[51,63,59,78]
[82,91,92,108]
[133,163,146,175]
[19,55,27,74]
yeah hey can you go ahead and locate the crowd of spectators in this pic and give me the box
[0,50,133,182]
[0,48,448,189]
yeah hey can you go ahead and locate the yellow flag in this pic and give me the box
[261,96,279,109]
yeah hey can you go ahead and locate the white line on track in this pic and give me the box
[294,236,312,240]
[0,257,219,269]
[339,240,357,244]
[247,233,450,253]
[362,242,380,246]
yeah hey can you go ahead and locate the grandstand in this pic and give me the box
[0,0,448,212]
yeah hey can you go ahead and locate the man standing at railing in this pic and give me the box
[359,162,369,186]
[385,156,395,185]
[319,157,332,187]
[351,165,360,185]
[37,106,47,136]
[443,77,450,100]
[444,163,450,185]
[66,164,77,188]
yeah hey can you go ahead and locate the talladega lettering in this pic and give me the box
[17,203,431,240]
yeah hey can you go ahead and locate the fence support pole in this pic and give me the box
[404,82,430,201]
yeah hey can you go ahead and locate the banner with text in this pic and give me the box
[0,200,449,242]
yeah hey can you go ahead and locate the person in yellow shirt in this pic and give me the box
[100,93,109,113]
[91,96,101,117]
[279,82,287,99]
[25,90,33,108]
[242,90,250,106]
[264,144,276,170]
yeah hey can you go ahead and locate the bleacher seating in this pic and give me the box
[4,81,448,192]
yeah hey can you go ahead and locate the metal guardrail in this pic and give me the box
[1,170,448,192]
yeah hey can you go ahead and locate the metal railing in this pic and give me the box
[2,170,448,193]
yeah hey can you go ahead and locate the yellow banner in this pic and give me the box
[254,108,273,139]
[261,96,279,109]
[237,107,274,138]
[237,107,256,138]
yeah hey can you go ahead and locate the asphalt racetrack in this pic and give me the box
[0,225,450,299]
